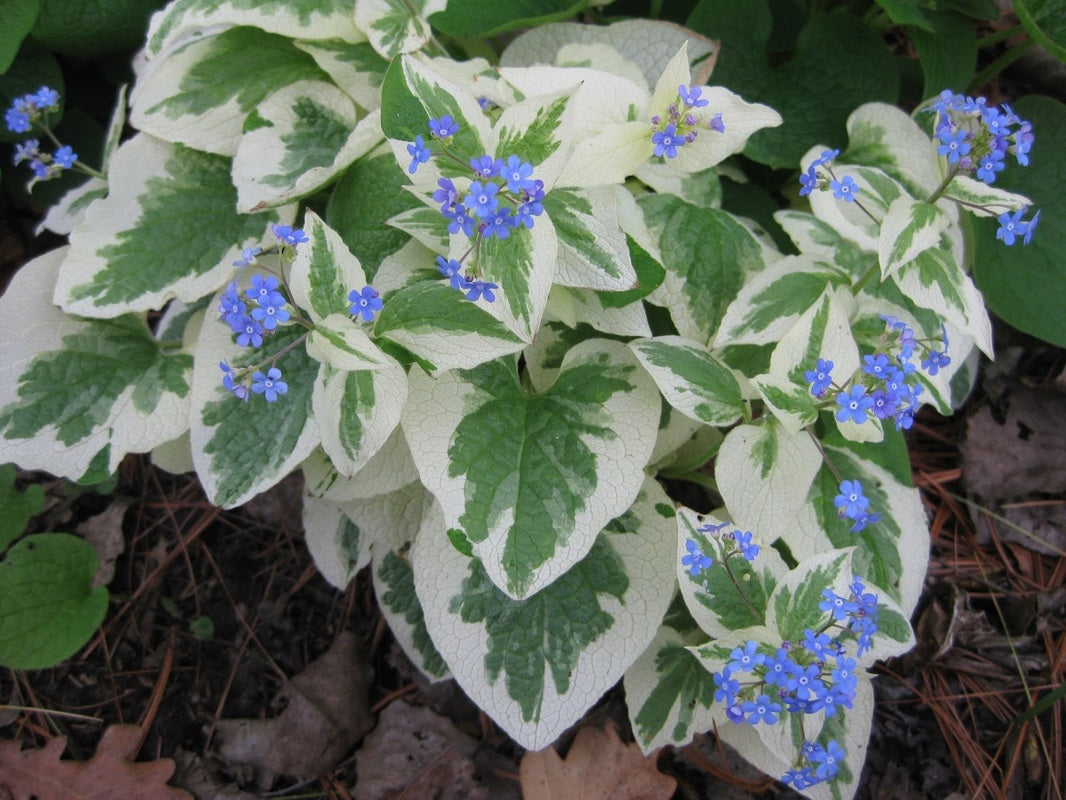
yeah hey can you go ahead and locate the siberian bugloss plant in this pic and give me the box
[0,2,1041,796]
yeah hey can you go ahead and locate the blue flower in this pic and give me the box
[349,286,383,322]
[809,740,845,780]
[1024,209,1040,244]
[515,199,543,229]
[727,640,765,672]
[246,274,280,303]
[681,538,713,576]
[741,694,781,725]
[469,154,502,179]
[936,127,971,164]
[503,155,535,194]
[975,150,1005,184]
[731,530,760,561]
[834,480,869,520]
[483,208,515,239]
[220,361,249,402]
[804,358,834,396]
[12,139,38,164]
[251,295,290,330]
[443,206,477,237]
[271,224,308,246]
[433,177,459,210]
[713,667,740,705]
[53,145,77,169]
[32,87,59,108]
[463,181,499,219]
[862,353,891,379]
[464,280,498,303]
[233,246,262,268]
[798,166,819,197]
[407,135,431,174]
[218,282,247,326]
[835,385,874,424]
[820,588,853,621]
[428,115,458,138]
[436,255,470,290]
[5,107,30,133]
[251,367,288,402]
[996,209,1030,246]
[830,175,860,202]
[651,123,685,159]
[234,316,265,348]
[678,84,709,108]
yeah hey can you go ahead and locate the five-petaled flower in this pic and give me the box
[349,285,383,322]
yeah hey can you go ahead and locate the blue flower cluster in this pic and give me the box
[709,577,880,788]
[930,90,1040,245]
[6,87,80,183]
[930,90,1033,184]
[798,149,861,203]
[681,520,760,577]
[784,740,847,788]
[215,226,308,401]
[649,83,725,160]
[808,314,951,432]
[412,115,548,303]
[833,480,880,533]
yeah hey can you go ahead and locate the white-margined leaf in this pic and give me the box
[715,254,851,348]
[545,186,637,291]
[630,336,744,426]
[305,316,388,372]
[641,195,766,347]
[751,287,860,433]
[890,241,994,357]
[145,0,360,58]
[233,83,382,212]
[302,493,370,590]
[843,101,940,197]
[939,174,1031,217]
[715,418,822,545]
[624,623,719,751]
[403,339,660,600]
[0,248,193,481]
[131,27,330,156]
[301,427,418,501]
[675,508,789,639]
[878,196,951,280]
[355,0,447,60]
[54,134,292,318]
[412,479,676,749]
[293,39,389,112]
[313,356,407,477]
[374,281,526,372]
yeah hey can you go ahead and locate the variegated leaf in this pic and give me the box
[630,336,744,426]
[55,134,292,318]
[545,186,637,291]
[313,356,407,477]
[878,196,951,280]
[412,479,677,749]
[302,493,370,590]
[715,418,822,544]
[293,39,388,112]
[301,427,419,501]
[641,195,766,347]
[131,27,329,156]
[0,248,193,482]
[355,0,448,60]
[145,0,360,58]
[751,287,860,433]
[403,339,660,600]
[233,83,383,212]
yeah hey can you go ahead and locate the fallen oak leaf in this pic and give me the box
[215,631,375,787]
[0,723,193,800]
[519,722,676,800]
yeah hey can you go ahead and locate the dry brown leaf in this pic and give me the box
[0,724,192,800]
[77,497,131,588]
[353,701,498,800]
[519,722,676,800]
[215,631,375,787]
